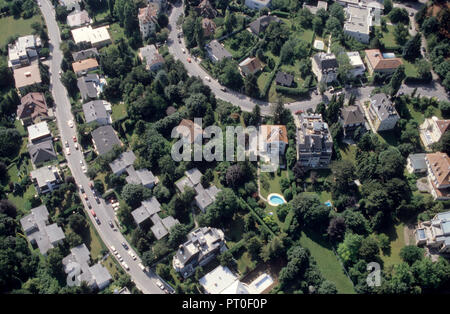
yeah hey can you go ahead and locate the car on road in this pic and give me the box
[187,57,191,63]
[122,262,129,271]
[81,165,87,173]
[220,87,226,92]
[117,254,123,262]
[95,195,100,204]
[111,246,117,255]
[68,120,74,128]
[74,143,78,150]
[121,242,129,250]
[58,70,62,76]
[66,147,70,155]
[128,250,137,260]
[178,39,181,44]
[82,193,88,200]
[205,76,211,82]
[65,140,69,147]
[182,48,185,53]
[138,263,146,271]
[79,185,85,193]
[90,209,96,216]
[86,200,92,209]
[72,136,77,142]
[108,220,114,228]
[156,280,164,290]
[89,182,94,190]
[95,217,101,225]
[409,12,414,16]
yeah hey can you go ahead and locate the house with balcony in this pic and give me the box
[311,52,338,84]
[419,116,450,150]
[8,35,41,69]
[294,113,333,168]
[30,165,63,194]
[173,227,226,278]
[365,93,399,132]
[415,210,450,254]
[425,152,450,200]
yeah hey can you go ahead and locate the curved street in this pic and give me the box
[39,0,164,294]
[166,1,448,115]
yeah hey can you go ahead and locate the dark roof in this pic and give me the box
[28,139,57,165]
[91,125,121,155]
[275,71,294,87]
[313,53,338,71]
[72,48,99,62]
[77,74,99,100]
[340,105,365,126]
[17,92,48,120]
[205,40,232,62]
[249,15,281,35]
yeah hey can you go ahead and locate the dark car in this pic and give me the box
[95,217,101,225]
[121,242,128,250]
[95,196,100,204]
[109,220,114,228]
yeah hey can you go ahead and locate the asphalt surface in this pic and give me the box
[39,0,165,294]
[166,1,449,114]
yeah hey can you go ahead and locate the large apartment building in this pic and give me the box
[294,113,333,168]
[173,227,226,278]
[311,52,338,84]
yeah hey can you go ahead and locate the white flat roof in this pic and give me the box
[27,121,50,141]
[199,266,238,294]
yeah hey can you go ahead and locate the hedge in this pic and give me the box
[275,85,309,96]
[270,10,290,18]
[261,62,280,98]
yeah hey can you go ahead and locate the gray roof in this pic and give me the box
[175,176,195,193]
[20,205,49,234]
[340,105,365,126]
[77,74,100,100]
[91,125,121,155]
[408,153,427,170]
[131,196,162,225]
[131,206,151,225]
[275,71,294,87]
[370,93,398,121]
[161,216,180,232]
[313,52,338,71]
[72,48,98,62]
[28,139,57,165]
[142,197,162,216]
[126,166,157,187]
[90,263,112,288]
[249,15,281,35]
[205,40,232,62]
[186,168,202,186]
[151,220,169,240]
[109,151,136,174]
[82,100,109,124]
[195,184,220,210]
[45,223,66,243]
[139,45,164,69]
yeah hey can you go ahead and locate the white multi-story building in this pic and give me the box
[8,35,41,69]
[138,3,160,39]
[343,5,372,44]
[415,210,450,254]
[346,51,366,78]
[419,116,450,150]
[311,52,338,84]
[366,93,399,132]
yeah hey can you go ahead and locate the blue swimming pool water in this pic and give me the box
[382,53,396,59]
[269,195,286,205]
[325,201,332,207]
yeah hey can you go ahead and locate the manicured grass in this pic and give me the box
[7,184,36,213]
[108,23,125,44]
[406,102,442,125]
[236,251,256,275]
[0,15,43,46]
[402,59,419,78]
[339,144,357,163]
[111,101,127,121]
[102,255,122,278]
[259,170,287,199]
[380,224,407,268]
[377,25,405,49]
[298,29,314,44]
[299,231,355,294]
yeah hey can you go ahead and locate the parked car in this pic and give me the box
[82,193,88,200]
[138,263,146,271]
[95,196,100,204]
[187,57,191,63]
[128,250,137,260]
[90,209,96,217]
[156,280,164,289]
[95,217,101,225]
[66,147,70,155]
[74,143,78,150]
[121,242,128,250]
[68,120,74,128]
[220,87,226,92]
[109,220,114,228]
[117,254,123,262]
[86,200,92,209]
[89,182,94,189]
[122,262,129,271]
[205,76,211,82]
[72,136,77,142]
[111,246,117,255]
[81,165,87,173]
[182,48,185,53]
[79,185,85,193]
[65,140,69,147]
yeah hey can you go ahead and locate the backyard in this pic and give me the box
[0,14,43,46]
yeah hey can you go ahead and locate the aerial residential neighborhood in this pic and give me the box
[0,0,450,302]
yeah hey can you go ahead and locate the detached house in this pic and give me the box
[13,63,42,94]
[27,121,51,144]
[346,51,366,78]
[415,210,450,254]
[138,3,159,39]
[425,152,450,200]
[419,116,450,150]
[82,100,112,125]
[17,92,48,126]
[8,35,41,69]
[238,57,263,76]
[344,5,372,44]
[72,58,99,76]
[245,0,271,10]
[311,52,338,84]
[91,125,122,156]
[138,45,164,72]
[205,40,232,63]
[67,10,91,28]
[364,49,403,75]
[173,227,226,278]
[248,15,280,35]
[259,125,288,155]
[406,153,427,174]
[366,93,399,132]
[339,105,366,136]
[30,165,63,194]
[275,71,294,87]
[71,26,111,48]
[28,140,57,167]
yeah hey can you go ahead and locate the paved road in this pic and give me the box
[39,0,165,294]
[167,1,448,114]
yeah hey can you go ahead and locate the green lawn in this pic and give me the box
[406,102,442,125]
[236,251,257,275]
[108,23,125,44]
[111,101,127,121]
[0,15,43,46]
[378,25,405,49]
[259,170,287,199]
[402,59,419,78]
[299,231,355,294]
[379,224,408,268]
[339,144,357,163]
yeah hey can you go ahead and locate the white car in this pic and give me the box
[68,120,74,128]
[128,250,137,260]
[182,48,186,53]
[156,280,164,289]
[138,263,146,271]
[122,262,130,271]
[117,254,123,262]
[66,147,70,155]
[205,76,211,82]
[81,165,87,173]
[111,246,118,255]
[74,143,78,150]
[65,140,69,148]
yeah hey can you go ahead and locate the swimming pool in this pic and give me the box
[382,53,396,59]
[267,193,287,206]
[325,201,332,207]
